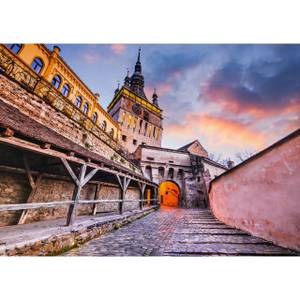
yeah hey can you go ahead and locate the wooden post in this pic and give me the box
[116,174,131,214]
[18,154,43,224]
[92,183,102,215]
[154,187,159,207]
[61,158,99,226]
[66,164,86,226]
[138,182,146,210]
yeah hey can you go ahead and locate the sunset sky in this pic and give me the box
[48,44,300,161]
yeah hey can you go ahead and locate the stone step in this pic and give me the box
[163,243,296,256]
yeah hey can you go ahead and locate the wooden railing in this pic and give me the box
[0,198,160,222]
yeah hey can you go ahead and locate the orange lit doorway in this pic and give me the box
[159,181,180,207]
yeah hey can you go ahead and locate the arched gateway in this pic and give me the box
[159,180,180,207]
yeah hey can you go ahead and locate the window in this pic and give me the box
[51,75,61,89]
[169,160,174,163]
[133,117,137,130]
[144,122,148,136]
[148,125,152,137]
[109,128,115,138]
[157,128,160,140]
[61,83,70,97]
[147,157,154,161]
[128,114,132,128]
[158,167,165,178]
[168,168,174,179]
[7,44,22,54]
[82,102,89,115]
[153,127,156,138]
[92,112,98,123]
[178,169,184,180]
[121,112,126,124]
[75,96,82,108]
[102,120,107,131]
[133,139,137,145]
[145,166,153,181]
[31,57,44,74]
[122,135,127,142]
[139,119,143,133]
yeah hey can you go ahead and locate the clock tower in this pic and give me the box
[107,48,163,154]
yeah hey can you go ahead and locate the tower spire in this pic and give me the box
[130,47,146,98]
[134,47,142,73]
[137,47,141,62]
[152,88,159,106]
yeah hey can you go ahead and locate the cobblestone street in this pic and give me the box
[65,207,297,256]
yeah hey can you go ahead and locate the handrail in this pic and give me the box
[0,199,159,212]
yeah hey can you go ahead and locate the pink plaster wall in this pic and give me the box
[209,130,300,251]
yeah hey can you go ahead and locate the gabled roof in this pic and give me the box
[177,139,199,151]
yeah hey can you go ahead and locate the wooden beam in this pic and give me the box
[81,168,99,187]
[41,143,51,149]
[66,164,86,226]
[92,183,102,215]
[18,173,43,224]
[0,135,155,186]
[1,127,14,137]
[22,154,35,189]
[138,182,146,210]
[116,174,124,190]
[60,158,80,186]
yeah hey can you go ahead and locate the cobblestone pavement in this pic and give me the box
[65,208,298,256]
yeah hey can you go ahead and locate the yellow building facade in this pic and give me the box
[3,43,119,140]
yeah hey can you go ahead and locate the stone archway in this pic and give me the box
[159,180,181,207]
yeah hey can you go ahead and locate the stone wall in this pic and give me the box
[0,74,141,174]
[209,130,300,251]
[0,171,141,227]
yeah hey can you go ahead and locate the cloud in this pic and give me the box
[165,112,267,153]
[200,46,300,120]
[81,49,101,63]
[145,47,206,85]
[111,44,126,55]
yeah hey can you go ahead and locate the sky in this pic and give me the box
[48,44,300,161]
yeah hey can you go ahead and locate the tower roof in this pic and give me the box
[129,47,147,99]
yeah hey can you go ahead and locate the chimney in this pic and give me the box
[53,45,61,54]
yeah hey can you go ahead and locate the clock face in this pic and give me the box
[132,103,142,116]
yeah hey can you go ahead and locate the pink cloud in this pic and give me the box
[111,44,126,55]
[81,49,101,63]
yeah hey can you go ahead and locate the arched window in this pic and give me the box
[120,112,126,124]
[82,102,89,115]
[51,75,61,89]
[128,114,132,128]
[168,168,174,179]
[177,169,184,180]
[145,166,153,181]
[31,57,44,74]
[7,44,22,54]
[102,120,107,131]
[92,112,98,123]
[109,128,115,138]
[158,167,165,179]
[61,83,70,97]
[75,96,82,108]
